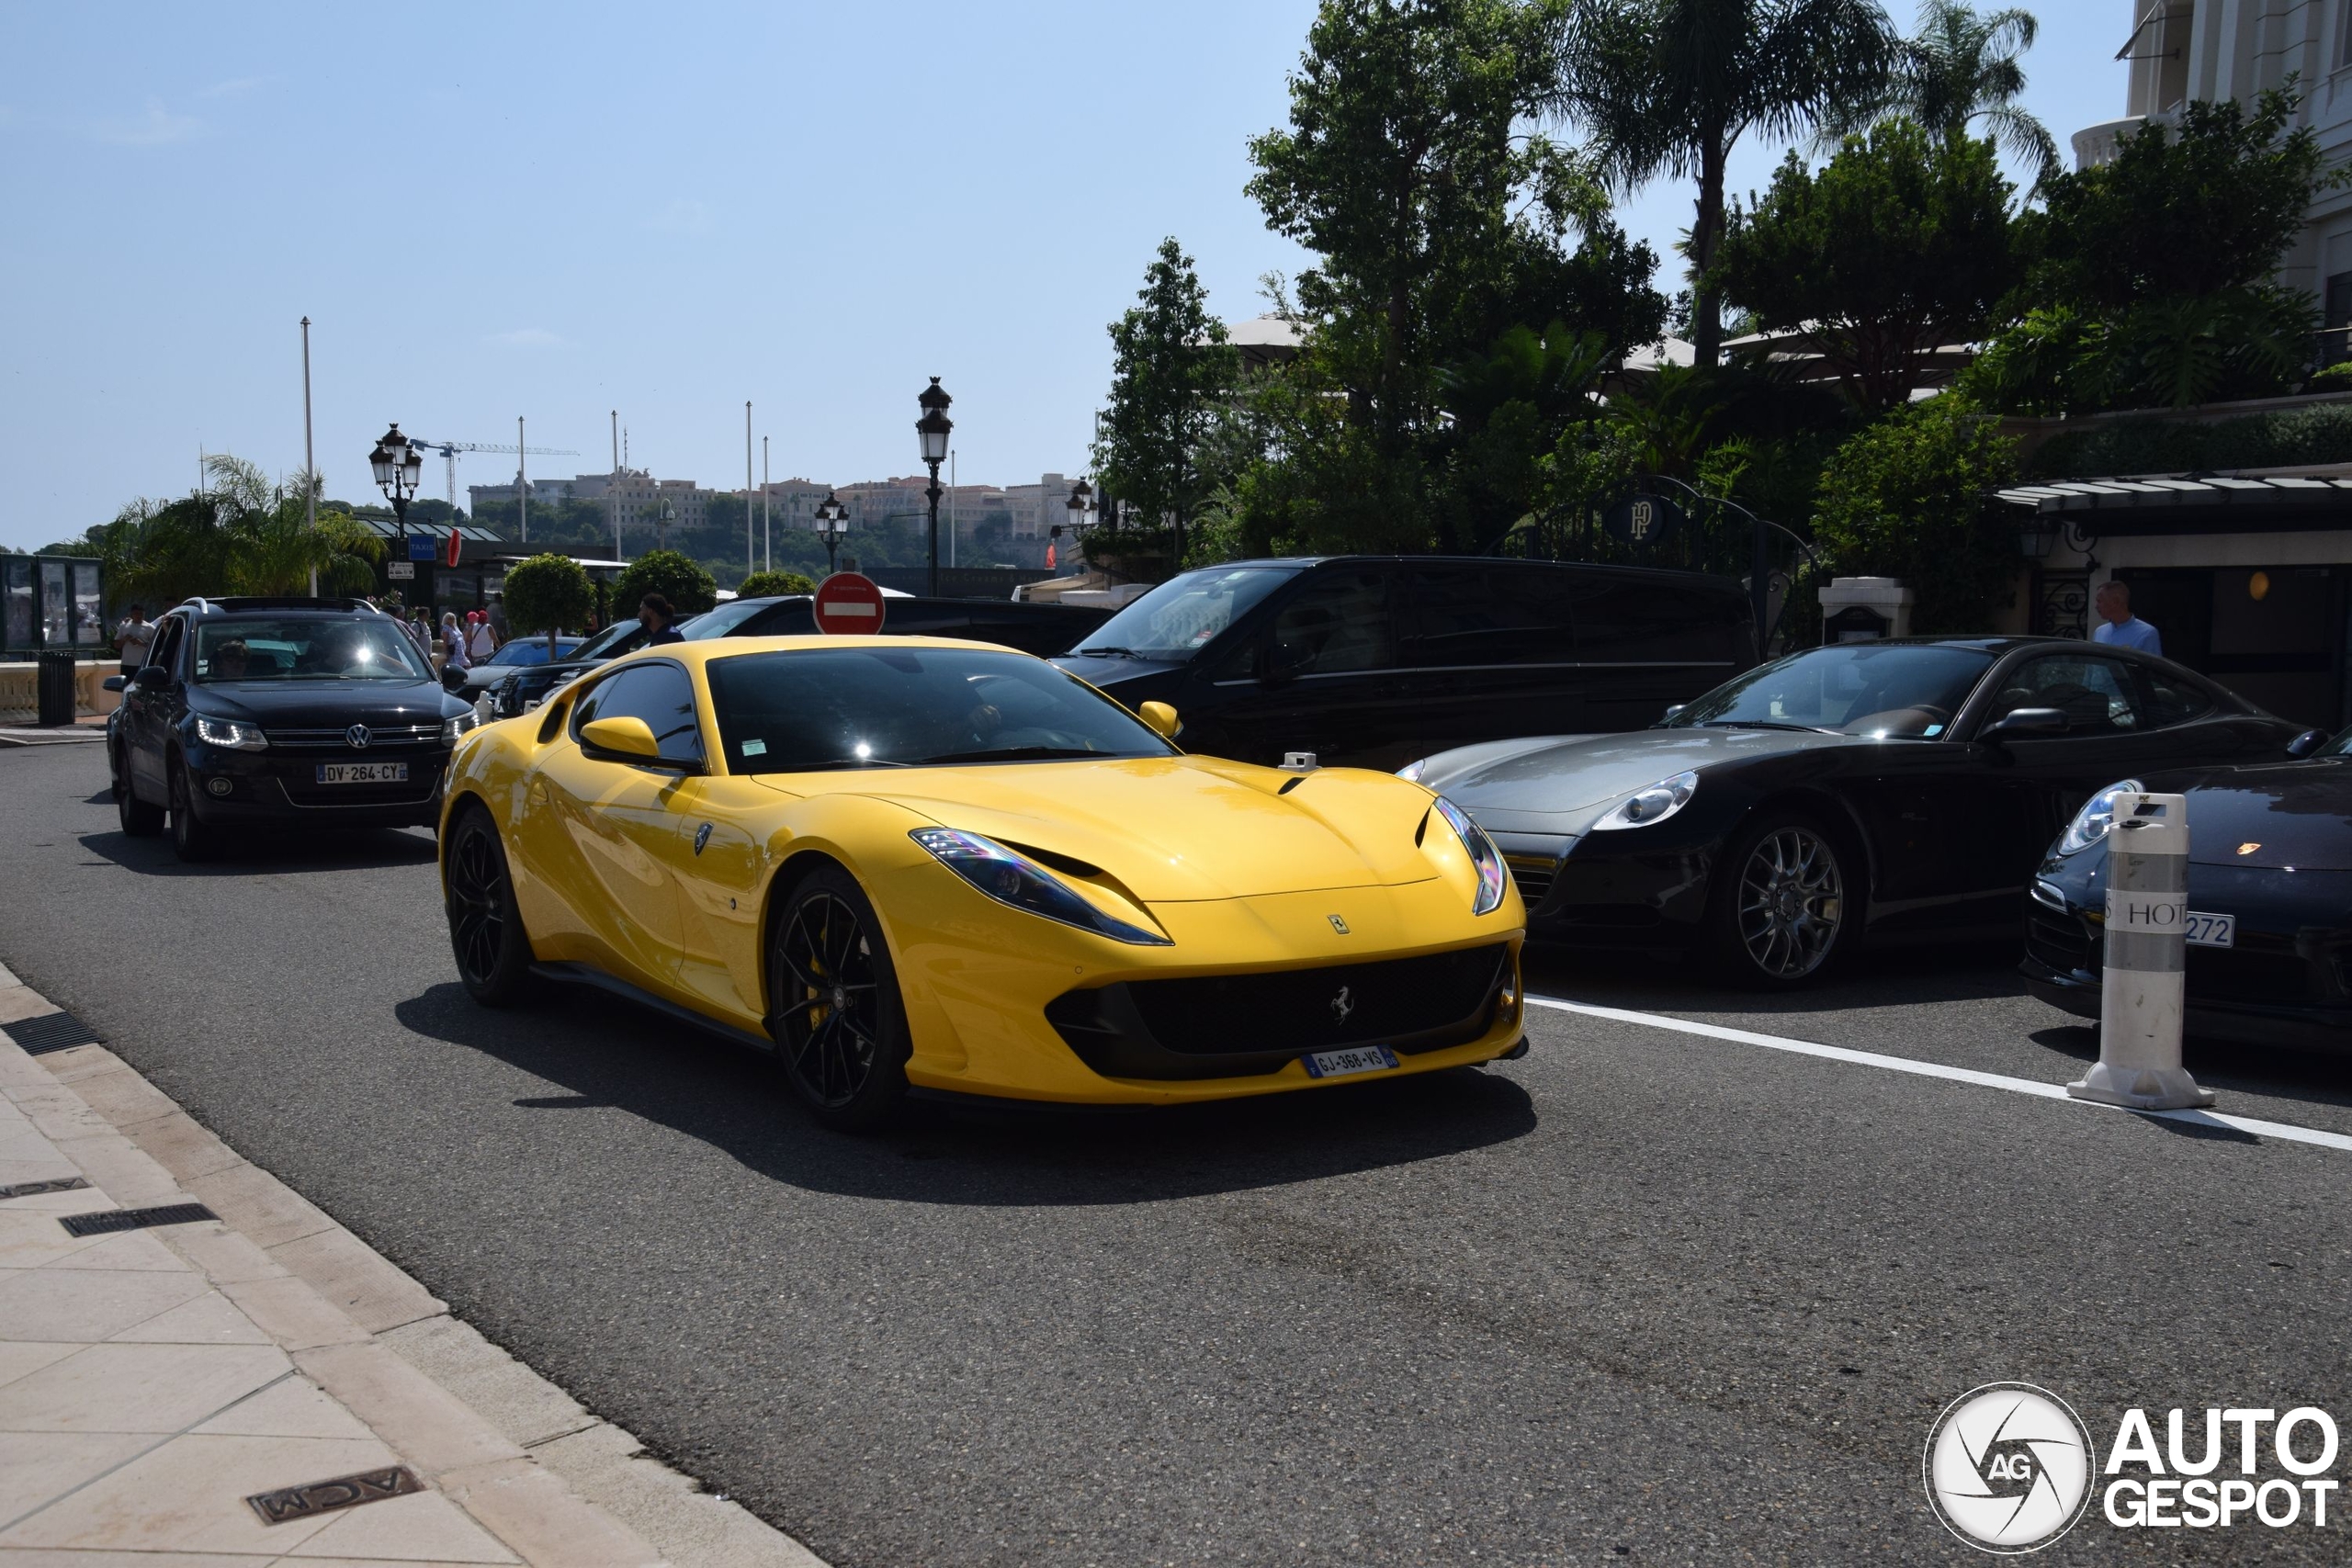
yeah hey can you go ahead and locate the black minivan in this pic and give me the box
[1053,557,1758,770]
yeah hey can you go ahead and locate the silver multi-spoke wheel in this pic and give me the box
[1735,825,1844,980]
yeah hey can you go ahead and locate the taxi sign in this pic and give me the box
[812,571,886,635]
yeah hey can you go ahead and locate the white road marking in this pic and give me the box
[1526,995,2352,1155]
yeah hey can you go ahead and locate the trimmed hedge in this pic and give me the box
[2028,401,2352,479]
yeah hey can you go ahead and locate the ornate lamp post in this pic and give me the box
[1057,477,1093,572]
[816,490,848,578]
[368,423,424,581]
[915,378,954,596]
[657,496,675,553]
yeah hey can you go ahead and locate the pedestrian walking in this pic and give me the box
[2090,580,2161,656]
[441,611,470,671]
[403,607,434,660]
[114,604,154,673]
[638,593,684,647]
[467,611,498,663]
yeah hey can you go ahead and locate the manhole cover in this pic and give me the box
[4,1011,100,1055]
[248,1466,424,1525]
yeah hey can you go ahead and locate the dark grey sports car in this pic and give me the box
[1403,637,2304,987]
[2023,725,2350,1051]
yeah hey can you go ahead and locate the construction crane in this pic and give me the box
[409,437,582,515]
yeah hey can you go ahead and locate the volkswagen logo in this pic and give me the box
[1329,986,1354,1025]
[345,725,372,750]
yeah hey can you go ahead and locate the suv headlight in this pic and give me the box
[910,828,1170,945]
[1589,771,1698,831]
[1430,795,1508,916]
[192,716,267,751]
[442,711,482,746]
[2059,778,2143,855]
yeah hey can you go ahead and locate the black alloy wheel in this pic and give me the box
[767,864,911,1132]
[1707,810,1849,987]
[167,761,222,863]
[446,808,537,1005]
[115,746,162,837]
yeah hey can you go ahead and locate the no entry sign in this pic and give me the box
[812,571,887,636]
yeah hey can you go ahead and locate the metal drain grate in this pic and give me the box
[3,1011,101,1055]
[59,1202,217,1237]
[248,1466,424,1525]
[0,1177,89,1201]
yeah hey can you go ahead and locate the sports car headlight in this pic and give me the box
[1430,795,1507,916]
[1396,759,1426,783]
[1589,771,1698,831]
[192,716,267,751]
[910,828,1170,945]
[2059,778,2143,856]
[442,711,482,746]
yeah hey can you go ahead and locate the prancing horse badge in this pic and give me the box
[1327,914,1350,934]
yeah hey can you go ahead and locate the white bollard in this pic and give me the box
[2067,791,2214,1111]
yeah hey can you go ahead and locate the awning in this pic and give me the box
[1995,473,2352,536]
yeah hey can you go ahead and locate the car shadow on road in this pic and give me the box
[76,824,439,876]
[1521,938,2028,1017]
[392,980,1540,1207]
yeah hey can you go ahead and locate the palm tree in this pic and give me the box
[1554,0,1896,367]
[1839,2,2057,183]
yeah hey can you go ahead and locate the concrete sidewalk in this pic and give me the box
[0,961,825,1568]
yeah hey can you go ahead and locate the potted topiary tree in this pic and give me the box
[500,552,594,660]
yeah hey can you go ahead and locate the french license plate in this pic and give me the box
[2184,911,2234,949]
[1302,1044,1399,1079]
[314,762,409,785]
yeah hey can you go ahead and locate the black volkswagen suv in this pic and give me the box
[107,597,479,860]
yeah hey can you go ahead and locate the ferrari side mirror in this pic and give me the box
[2287,728,2326,759]
[1979,706,2068,743]
[1137,701,1182,742]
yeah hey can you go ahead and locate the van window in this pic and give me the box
[1076,565,1295,660]
[1571,579,1746,662]
[1269,568,1396,675]
[1407,565,1577,668]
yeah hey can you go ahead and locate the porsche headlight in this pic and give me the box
[2059,778,2143,856]
[1430,795,1507,916]
[1589,771,1698,831]
[910,828,1170,945]
[1396,759,1427,783]
[192,716,267,751]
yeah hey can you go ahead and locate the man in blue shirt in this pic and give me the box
[2090,580,2161,655]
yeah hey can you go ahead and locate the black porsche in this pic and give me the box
[2022,725,2350,1051]
[1403,637,2304,987]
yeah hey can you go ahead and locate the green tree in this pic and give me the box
[1714,119,2019,412]
[735,570,815,598]
[1091,238,1241,566]
[97,456,382,608]
[500,554,594,658]
[1830,2,2055,182]
[1813,395,2017,632]
[612,549,718,618]
[1243,0,1665,553]
[1555,0,1895,367]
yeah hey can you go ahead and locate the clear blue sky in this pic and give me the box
[0,2,2127,550]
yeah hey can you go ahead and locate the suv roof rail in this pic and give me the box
[179,595,379,615]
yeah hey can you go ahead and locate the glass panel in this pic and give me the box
[1268,568,1396,676]
[1988,653,2147,735]
[1406,565,1577,669]
[1076,565,1296,660]
[193,618,433,682]
[71,562,103,644]
[3,559,31,651]
[1669,644,1994,739]
[1571,578,1744,661]
[575,662,705,764]
[39,560,68,648]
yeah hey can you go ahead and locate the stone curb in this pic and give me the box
[0,958,827,1568]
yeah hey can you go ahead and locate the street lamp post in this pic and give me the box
[915,378,953,596]
[657,496,674,553]
[815,490,848,577]
[1057,477,1093,572]
[368,423,424,597]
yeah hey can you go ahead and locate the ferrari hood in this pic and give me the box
[2147,760,2352,871]
[1422,726,1860,828]
[757,757,1436,900]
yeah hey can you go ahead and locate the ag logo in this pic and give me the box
[1923,1382,2093,1553]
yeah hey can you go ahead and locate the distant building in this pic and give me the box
[469,468,715,538]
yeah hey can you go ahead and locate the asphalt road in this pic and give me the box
[5,739,2349,1565]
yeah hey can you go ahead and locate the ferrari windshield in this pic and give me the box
[193,618,433,682]
[1073,565,1296,660]
[1666,644,1995,739]
[706,646,1178,773]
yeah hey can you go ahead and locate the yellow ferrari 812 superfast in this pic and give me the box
[438,637,1526,1128]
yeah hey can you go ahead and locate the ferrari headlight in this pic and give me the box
[2059,778,2143,856]
[442,711,482,746]
[1589,771,1697,831]
[1430,795,1507,916]
[192,716,267,751]
[910,828,1170,945]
